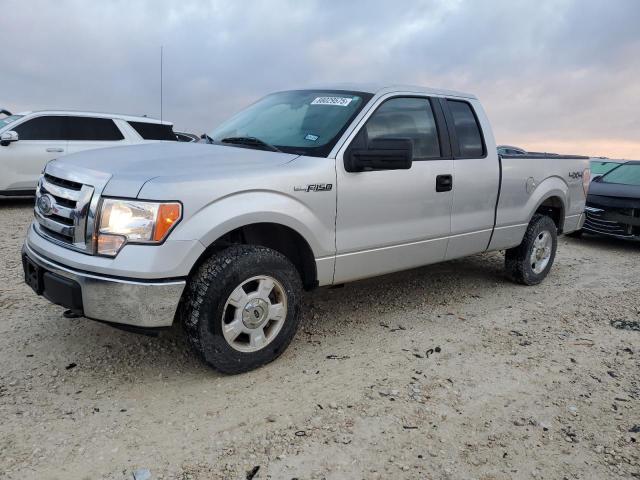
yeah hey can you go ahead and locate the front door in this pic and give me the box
[6,115,68,190]
[334,95,454,283]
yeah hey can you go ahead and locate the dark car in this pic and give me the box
[582,161,640,240]
[175,131,200,142]
[590,158,623,178]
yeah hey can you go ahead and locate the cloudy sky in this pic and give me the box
[2,0,639,157]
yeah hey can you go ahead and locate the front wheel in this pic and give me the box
[505,214,558,285]
[181,245,303,374]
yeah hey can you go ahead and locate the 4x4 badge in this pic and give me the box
[294,184,333,192]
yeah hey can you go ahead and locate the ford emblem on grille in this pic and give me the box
[37,194,55,216]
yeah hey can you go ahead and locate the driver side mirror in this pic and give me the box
[345,137,413,172]
[0,131,19,146]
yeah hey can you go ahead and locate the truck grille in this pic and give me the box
[34,173,96,252]
[583,204,639,238]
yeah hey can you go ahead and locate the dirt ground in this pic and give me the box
[0,198,638,480]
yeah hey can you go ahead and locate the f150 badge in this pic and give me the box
[294,184,333,192]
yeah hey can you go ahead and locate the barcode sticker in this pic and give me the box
[310,97,353,107]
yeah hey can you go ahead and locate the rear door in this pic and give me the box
[440,98,500,259]
[6,115,68,190]
[334,95,454,283]
[64,116,127,155]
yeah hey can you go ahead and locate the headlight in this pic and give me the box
[97,199,182,256]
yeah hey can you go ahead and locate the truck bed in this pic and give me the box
[488,154,590,251]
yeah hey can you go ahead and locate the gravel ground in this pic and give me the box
[1,198,638,480]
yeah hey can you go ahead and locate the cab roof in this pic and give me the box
[305,83,477,100]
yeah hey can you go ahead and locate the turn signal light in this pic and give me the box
[154,203,182,241]
[97,234,126,257]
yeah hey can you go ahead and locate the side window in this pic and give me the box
[65,117,124,141]
[364,97,441,160]
[13,116,65,140]
[446,100,484,158]
[128,121,176,141]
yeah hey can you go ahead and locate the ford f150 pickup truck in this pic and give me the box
[22,85,590,373]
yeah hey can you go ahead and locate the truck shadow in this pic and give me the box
[307,254,509,313]
[29,234,635,380]
[54,252,509,378]
[301,252,508,326]
[0,197,34,208]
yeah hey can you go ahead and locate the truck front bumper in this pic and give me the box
[22,242,186,328]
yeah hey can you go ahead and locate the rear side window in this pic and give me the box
[128,121,176,141]
[447,100,484,158]
[14,116,65,140]
[364,97,441,160]
[65,117,124,141]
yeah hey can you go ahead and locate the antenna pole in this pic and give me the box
[160,45,163,123]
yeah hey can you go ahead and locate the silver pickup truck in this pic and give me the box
[22,85,590,373]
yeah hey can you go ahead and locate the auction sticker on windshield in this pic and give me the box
[311,97,353,107]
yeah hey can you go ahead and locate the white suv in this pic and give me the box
[0,111,176,195]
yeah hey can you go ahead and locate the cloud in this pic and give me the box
[1,0,639,157]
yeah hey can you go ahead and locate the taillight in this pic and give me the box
[582,168,591,195]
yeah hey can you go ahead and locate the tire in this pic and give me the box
[181,245,303,374]
[505,214,558,285]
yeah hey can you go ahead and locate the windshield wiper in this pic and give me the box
[220,136,282,153]
[202,133,214,144]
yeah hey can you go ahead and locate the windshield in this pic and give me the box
[590,160,621,175]
[208,90,372,157]
[600,163,640,186]
[0,115,23,130]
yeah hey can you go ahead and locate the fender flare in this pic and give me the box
[526,176,568,230]
[172,190,333,259]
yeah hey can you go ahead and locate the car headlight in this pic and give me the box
[97,199,182,256]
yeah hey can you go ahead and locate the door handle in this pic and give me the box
[46,148,64,153]
[436,174,453,192]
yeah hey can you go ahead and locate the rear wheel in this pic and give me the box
[181,245,303,374]
[505,214,558,285]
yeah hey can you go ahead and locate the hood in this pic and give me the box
[48,142,299,197]
[588,179,640,200]
[587,179,640,209]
